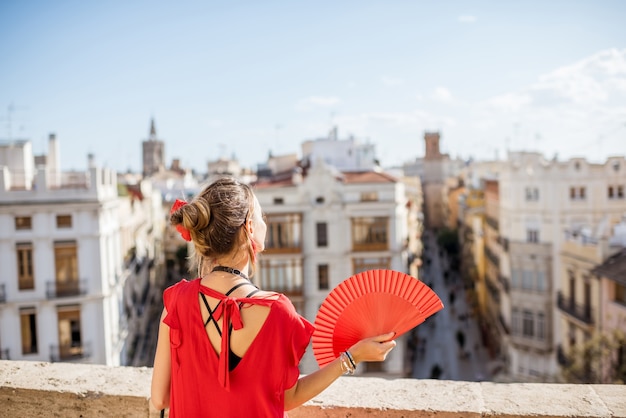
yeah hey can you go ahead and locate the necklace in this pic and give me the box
[212,265,249,281]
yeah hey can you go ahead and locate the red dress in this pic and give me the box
[162,278,315,417]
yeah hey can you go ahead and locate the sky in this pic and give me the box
[1,0,625,173]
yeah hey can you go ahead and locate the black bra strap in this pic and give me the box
[201,282,259,333]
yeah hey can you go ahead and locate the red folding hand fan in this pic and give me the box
[312,269,444,367]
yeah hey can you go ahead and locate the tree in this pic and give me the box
[175,245,189,275]
[437,227,459,256]
[561,330,626,384]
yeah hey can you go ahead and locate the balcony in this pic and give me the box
[49,342,92,362]
[498,314,510,335]
[557,344,571,367]
[557,291,594,325]
[485,246,500,267]
[498,275,510,294]
[46,280,88,299]
[0,360,624,417]
[485,215,499,231]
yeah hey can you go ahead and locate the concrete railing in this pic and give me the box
[1,360,625,417]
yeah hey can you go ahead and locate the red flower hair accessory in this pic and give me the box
[170,199,192,242]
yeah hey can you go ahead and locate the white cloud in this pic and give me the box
[483,92,532,112]
[381,76,404,86]
[457,15,477,23]
[431,87,454,103]
[295,96,341,111]
[464,48,626,162]
[335,110,456,134]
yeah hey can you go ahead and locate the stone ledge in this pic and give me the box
[0,360,625,417]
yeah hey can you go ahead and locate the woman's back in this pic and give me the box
[163,278,314,417]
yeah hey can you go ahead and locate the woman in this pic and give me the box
[151,176,396,417]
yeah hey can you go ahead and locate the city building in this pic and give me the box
[0,135,121,364]
[0,134,164,366]
[253,156,412,376]
[301,126,378,172]
[557,219,626,383]
[497,152,626,381]
[142,118,165,177]
[410,131,465,229]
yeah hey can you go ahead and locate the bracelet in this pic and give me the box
[344,350,357,370]
[339,352,355,375]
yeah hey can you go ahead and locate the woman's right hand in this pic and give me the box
[348,332,397,364]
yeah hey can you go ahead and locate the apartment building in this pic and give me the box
[253,159,412,376]
[591,245,626,384]
[497,152,626,381]
[557,219,626,383]
[301,126,378,172]
[0,135,164,366]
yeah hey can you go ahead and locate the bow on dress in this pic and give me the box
[199,285,275,390]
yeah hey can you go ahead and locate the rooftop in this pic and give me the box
[1,360,625,417]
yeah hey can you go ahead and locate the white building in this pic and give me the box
[253,160,412,376]
[301,127,379,172]
[0,134,164,366]
[497,152,626,381]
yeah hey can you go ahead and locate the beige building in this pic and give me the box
[142,118,165,177]
[253,158,412,377]
[591,246,626,383]
[497,152,626,381]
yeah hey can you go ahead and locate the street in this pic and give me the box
[410,229,491,381]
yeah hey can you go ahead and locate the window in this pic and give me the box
[352,217,389,251]
[568,323,576,347]
[57,306,82,359]
[522,310,534,337]
[527,229,539,243]
[316,222,328,247]
[265,214,302,252]
[537,312,545,340]
[360,192,378,202]
[522,270,533,290]
[570,186,586,200]
[318,264,329,290]
[525,187,539,201]
[608,185,625,199]
[512,308,520,335]
[54,241,79,297]
[583,280,591,319]
[15,216,32,230]
[615,283,626,305]
[257,258,303,296]
[20,307,38,354]
[536,271,546,292]
[56,215,72,228]
[16,243,34,290]
[511,269,520,289]
[353,257,390,274]
[273,197,284,205]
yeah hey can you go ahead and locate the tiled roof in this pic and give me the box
[253,178,295,188]
[591,248,626,286]
[341,171,398,184]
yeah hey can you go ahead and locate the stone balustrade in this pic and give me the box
[1,360,625,417]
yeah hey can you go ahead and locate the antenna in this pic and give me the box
[1,102,29,139]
